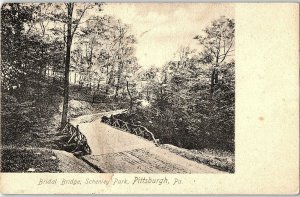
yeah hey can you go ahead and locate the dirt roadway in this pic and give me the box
[70,109,126,126]
[71,111,223,173]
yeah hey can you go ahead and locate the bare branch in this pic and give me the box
[71,4,93,38]
[220,37,234,63]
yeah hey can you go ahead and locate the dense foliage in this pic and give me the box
[1,3,235,154]
[128,18,235,151]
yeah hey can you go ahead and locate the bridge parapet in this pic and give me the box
[61,120,92,156]
[101,116,159,146]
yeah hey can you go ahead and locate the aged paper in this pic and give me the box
[0,3,299,194]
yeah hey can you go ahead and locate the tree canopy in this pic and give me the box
[1,3,234,152]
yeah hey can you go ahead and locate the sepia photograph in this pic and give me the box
[0,3,235,173]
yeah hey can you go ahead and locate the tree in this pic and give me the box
[103,19,137,98]
[47,3,102,127]
[1,3,38,89]
[124,65,140,113]
[70,15,137,102]
[135,27,235,151]
[194,16,234,94]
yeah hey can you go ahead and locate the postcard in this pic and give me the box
[0,3,298,194]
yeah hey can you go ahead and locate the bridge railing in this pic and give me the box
[61,120,91,156]
[101,116,159,146]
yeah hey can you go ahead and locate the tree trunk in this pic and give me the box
[114,76,120,100]
[210,68,215,95]
[40,44,44,78]
[115,62,124,100]
[61,4,73,128]
[106,63,115,95]
[105,84,109,95]
[92,91,95,104]
[115,87,119,101]
[44,65,47,77]
[106,74,114,95]
[115,76,120,99]
[126,80,133,112]
[146,88,149,100]
[210,67,219,95]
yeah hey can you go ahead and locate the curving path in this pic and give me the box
[71,111,224,173]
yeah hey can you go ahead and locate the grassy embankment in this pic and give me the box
[113,108,235,173]
[1,79,123,172]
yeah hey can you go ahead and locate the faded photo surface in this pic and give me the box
[1,3,234,173]
[0,3,298,195]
